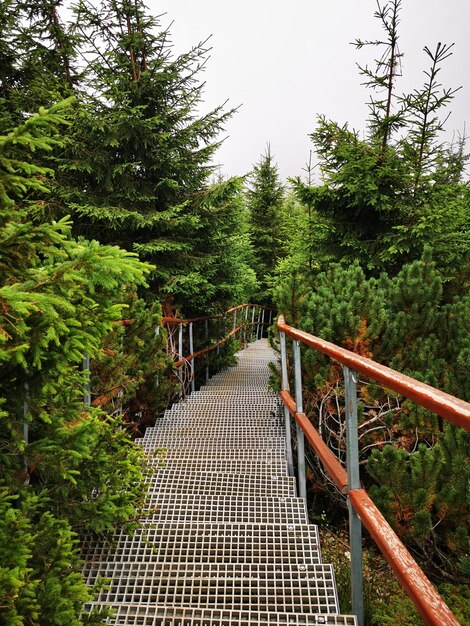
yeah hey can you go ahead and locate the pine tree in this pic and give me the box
[176,176,257,315]
[274,250,469,581]
[353,0,405,151]
[246,146,284,304]
[0,0,78,127]
[54,0,236,310]
[0,101,153,622]
[367,424,469,581]
[290,0,468,277]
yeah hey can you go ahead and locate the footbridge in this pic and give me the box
[82,304,469,626]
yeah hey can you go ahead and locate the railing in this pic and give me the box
[163,304,273,396]
[277,314,470,626]
[79,305,272,409]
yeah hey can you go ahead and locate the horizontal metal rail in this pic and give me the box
[277,314,467,626]
[163,304,272,395]
[172,325,246,367]
[162,303,274,326]
[277,316,470,431]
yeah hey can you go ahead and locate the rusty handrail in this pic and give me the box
[277,316,470,431]
[277,314,466,626]
[162,304,272,394]
[162,303,274,326]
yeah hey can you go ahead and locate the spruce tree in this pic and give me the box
[290,0,468,277]
[54,0,235,310]
[246,146,284,304]
[353,0,405,151]
[0,101,153,623]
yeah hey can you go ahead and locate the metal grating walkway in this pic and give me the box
[82,340,356,625]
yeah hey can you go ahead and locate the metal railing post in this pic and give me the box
[205,319,210,381]
[178,323,184,398]
[189,322,195,393]
[293,339,306,499]
[82,354,91,405]
[233,310,237,332]
[178,323,183,358]
[244,305,249,345]
[344,366,364,626]
[259,308,265,339]
[256,308,262,340]
[279,331,294,476]
[251,306,256,342]
[22,380,29,486]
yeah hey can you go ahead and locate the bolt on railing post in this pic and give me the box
[189,322,195,393]
[279,330,294,476]
[344,365,364,626]
[205,319,210,381]
[293,339,307,499]
[82,354,91,405]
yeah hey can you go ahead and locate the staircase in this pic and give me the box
[82,340,356,625]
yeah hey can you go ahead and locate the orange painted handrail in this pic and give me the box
[280,390,348,493]
[172,325,243,367]
[277,314,467,626]
[349,489,459,626]
[163,305,272,393]
[162,303,273,326]
[277,316,470,432]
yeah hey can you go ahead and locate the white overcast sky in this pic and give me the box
[148,0,470,181]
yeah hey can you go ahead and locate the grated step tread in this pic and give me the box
[141,494,308,524]
[145,457,288,475]
[84,563,339,613]
[83,604,357,625]
[80,522,321,565]
[145,470,295,497]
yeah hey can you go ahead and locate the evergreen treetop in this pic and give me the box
[246,145,284,304]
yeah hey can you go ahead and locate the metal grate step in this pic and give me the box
[84,562,339,613]
[151,421,283,439]
[83,604,357,625]
[142,448,288,463]
[136,436,287,451]
[144,470,296,497]
[80,523,321,566]
[141,495,307,524]
[152,414,281,424]
[145,457,288,476]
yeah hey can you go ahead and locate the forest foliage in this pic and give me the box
[272,0,469,602]
[0,0,256,621]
